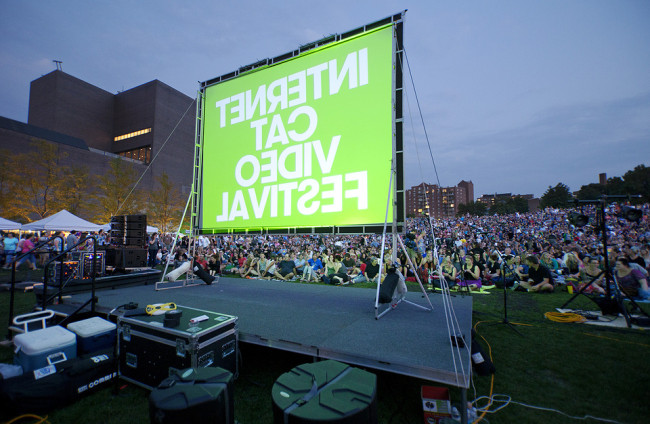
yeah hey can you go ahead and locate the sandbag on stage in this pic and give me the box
[192,262,215,285]
[379,273,399,304]
[165,261,191,281]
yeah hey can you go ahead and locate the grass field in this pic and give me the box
[1,272,649,424]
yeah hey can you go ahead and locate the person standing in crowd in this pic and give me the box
[15,234,37,270]
[148,233,161,268]
[3,232,19,268]
[66,231,78,252]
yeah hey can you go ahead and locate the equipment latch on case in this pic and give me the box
[176,339,186,357]
[121,324,131,342]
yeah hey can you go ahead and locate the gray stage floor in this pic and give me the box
[65,277,473,388]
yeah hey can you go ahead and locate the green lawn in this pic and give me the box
[1,281,648,424]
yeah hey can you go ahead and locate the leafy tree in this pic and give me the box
[4,139,67,221]
[0,148,14,219]
[576,183,605,200]
[147,172,185,233]
[540,183,573,209]
[512,196,530,213]
[605,176,626,196]
[0,140,95,222]
[489,197,529,215]
[92,157,144,223]
[57,164,92,217]
[456,201,487,216]
[622,164,650,202]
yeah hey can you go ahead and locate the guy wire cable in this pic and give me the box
[401,46,470,387]
[404,48,442,188]
[114,97,197,216]
[400,49,470,388]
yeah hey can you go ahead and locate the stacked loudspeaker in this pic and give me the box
[105,215,148,268]
[110,215,147,247]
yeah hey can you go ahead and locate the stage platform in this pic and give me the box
[64,277,473,388]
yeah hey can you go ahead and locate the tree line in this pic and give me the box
[457,164,649,216]
[0,139,186,233]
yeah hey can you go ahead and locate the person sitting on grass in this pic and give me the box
[241,253,259,279]
[322,254,344,284]
[576,255,605,294]
[439,255,458,289]
[247,252,268,279]
[519,255,554,292]
[301,252,318,282]
[239,253,256,278]
[353,256,380,284]
[485,253,501,285]
[273,253,296,281]
[615,257,649,299]
[293,252,306,277]
[260,254,277,280]
[208,252,221,276]
[460,255,482,291]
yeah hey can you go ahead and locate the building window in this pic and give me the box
[114,128,152,141]
[118,146,152,163]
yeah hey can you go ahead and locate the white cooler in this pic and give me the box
[67,317,117,354]
[13,325,77,372]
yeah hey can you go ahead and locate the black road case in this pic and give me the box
[117,305,237,389]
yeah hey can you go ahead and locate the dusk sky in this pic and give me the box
[1,0,648,199]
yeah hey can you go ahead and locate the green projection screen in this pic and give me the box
[199,23,396,232]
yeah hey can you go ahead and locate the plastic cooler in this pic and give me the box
[13,326,77,372]
[67,317,117,355]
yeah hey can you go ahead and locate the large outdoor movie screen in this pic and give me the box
[200,24,394,232]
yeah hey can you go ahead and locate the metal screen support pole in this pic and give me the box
[375,160,395,318]
[155,190,203,290]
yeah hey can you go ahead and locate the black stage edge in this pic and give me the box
[33,269,162,298]
[64,277,473,388]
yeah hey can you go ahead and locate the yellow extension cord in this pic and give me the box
[544,311,587,323]
[4,414,50,424]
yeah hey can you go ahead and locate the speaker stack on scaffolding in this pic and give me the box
[104,215,148,268]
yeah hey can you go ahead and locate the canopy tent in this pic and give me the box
[100,224,159,234]
[21,210,102,232]
[0,217,22,231]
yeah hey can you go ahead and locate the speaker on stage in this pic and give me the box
[110,230,125,246]
[125,214,146,224]
[126,228,145,240]
[123,248,147,267]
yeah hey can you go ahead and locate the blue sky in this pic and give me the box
[1,0,648,198]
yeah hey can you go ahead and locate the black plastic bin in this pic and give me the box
[149,367,233,424]
[272,360,377,424]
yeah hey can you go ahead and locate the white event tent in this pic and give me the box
[20,210,102,232]
[100,224,159,233]
[0,217,22,231]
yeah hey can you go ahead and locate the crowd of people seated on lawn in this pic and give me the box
[2,204,649,300]
[148,203,649,299]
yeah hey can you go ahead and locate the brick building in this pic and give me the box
[405,180,473,219]
[0,70,196,218]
